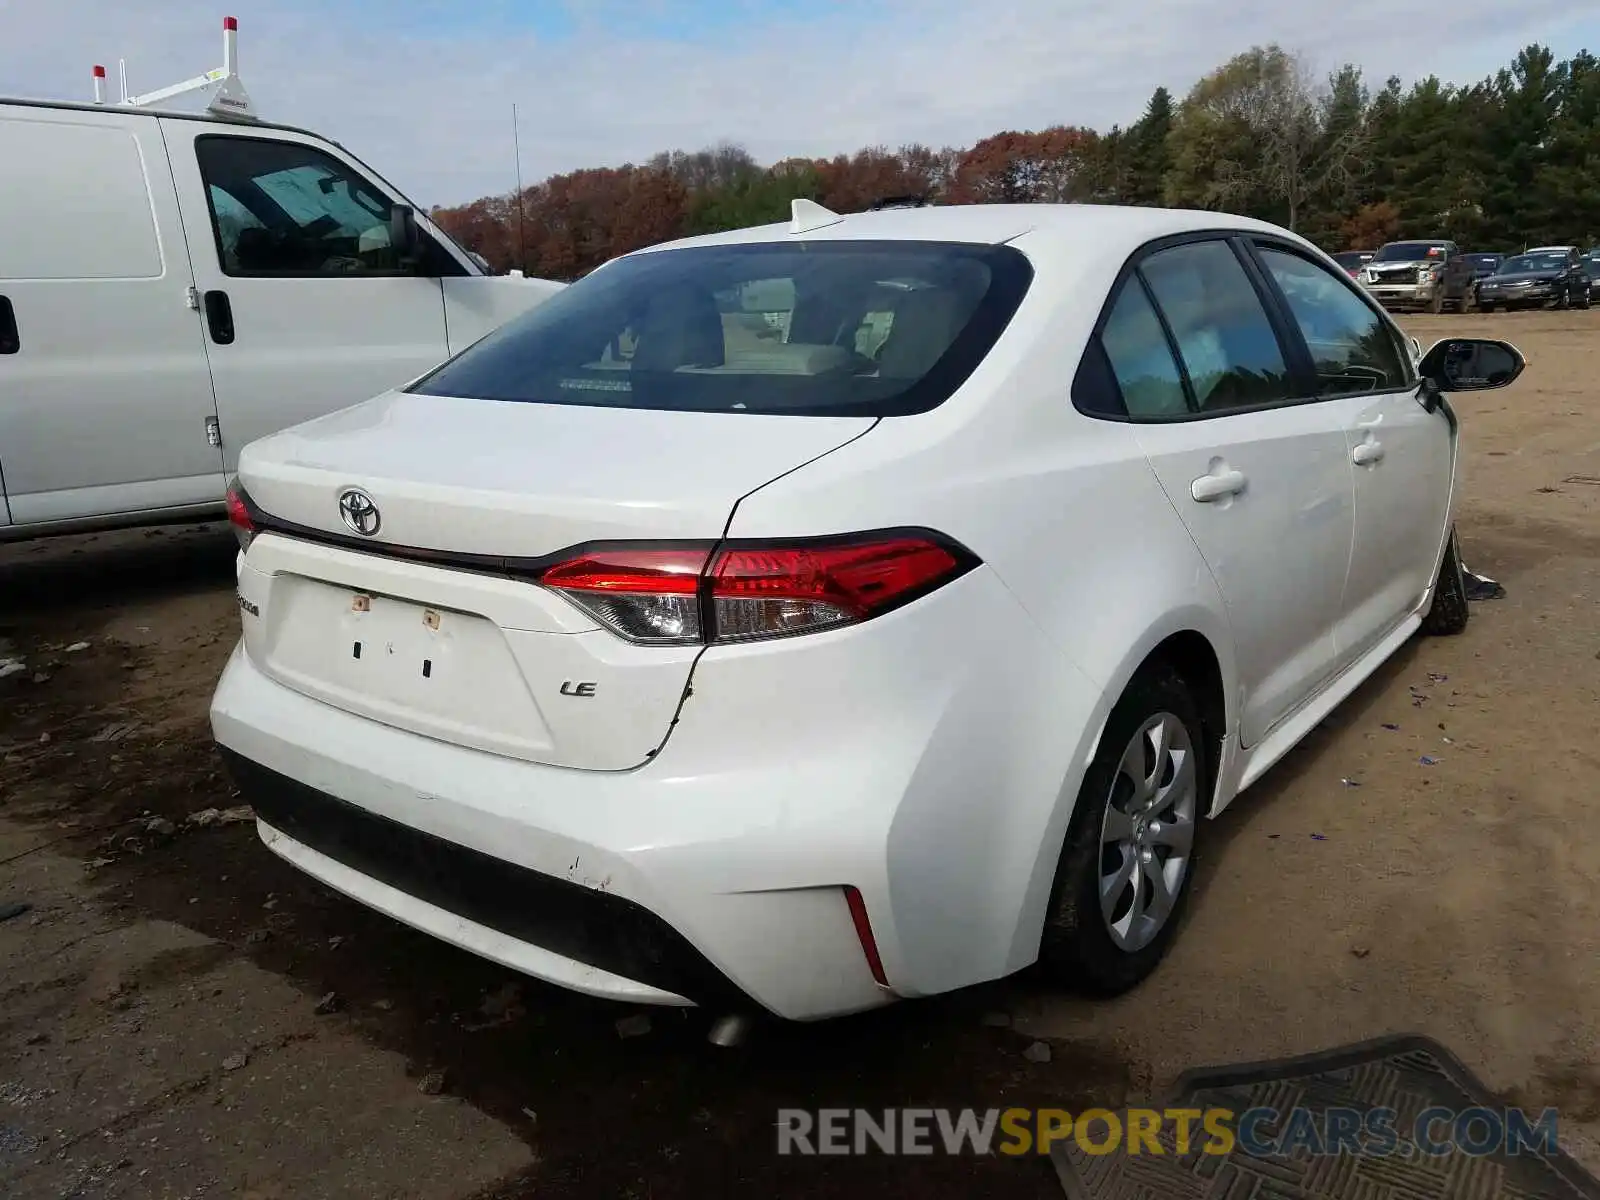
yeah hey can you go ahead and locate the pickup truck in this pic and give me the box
[1358,240,1476,313]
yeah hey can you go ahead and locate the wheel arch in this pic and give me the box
[1005,608,1237,973]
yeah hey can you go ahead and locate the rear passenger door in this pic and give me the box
[1249,241,1452,665]
[162,124,454,469]
[1098,235,1355,748]
[0,107,224,526]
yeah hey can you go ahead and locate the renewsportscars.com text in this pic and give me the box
[775,1106,1559,1158]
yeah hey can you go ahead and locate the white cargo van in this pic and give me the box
[0,20,562,539]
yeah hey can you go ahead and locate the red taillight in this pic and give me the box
[843,886,888,987]
[538,547,708,644]
[536,532,973,646]
[709,537,965,641]
[225,481,255,552]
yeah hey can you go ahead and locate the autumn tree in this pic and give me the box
[1339,200,1401,249]
[523,165,687,279]
[431,196,517,271]
[647,142,762,192]
[429,39,1600,274]
[949,127,1100,203]
[815,146,952,211]
[1165,45,1368,230]
[684,162,823,232]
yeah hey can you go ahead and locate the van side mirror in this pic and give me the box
[1418,338,1525,395]
[388,204,421,266]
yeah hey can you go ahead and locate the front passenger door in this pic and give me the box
[1108,237,1356,748]
[1251,242,1452,666]
[163,126,454,469]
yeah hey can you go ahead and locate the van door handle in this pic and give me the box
[1353,440,1385,465]
[0,295,18,354]
[1190,469,1247,503]
[204,290,235,345]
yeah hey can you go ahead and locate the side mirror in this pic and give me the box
[388,204,421,265]
[466,250,492,274]
[1418,337,1526,394]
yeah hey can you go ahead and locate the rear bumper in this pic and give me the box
[210,564,1100,1020]
[213,646,885,1017]
[223,749,723,1007]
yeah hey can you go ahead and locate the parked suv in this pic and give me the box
[212,202,1525,1020]
[1359,240,1475,313]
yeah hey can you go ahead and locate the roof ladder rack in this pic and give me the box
[91,15,257,121]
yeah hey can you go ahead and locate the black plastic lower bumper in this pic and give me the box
[218,748,748,1008]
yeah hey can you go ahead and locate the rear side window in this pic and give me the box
[0,117,161,280]
[1138,241,1294,413]
[410,241,1034,417]
[1100,282,1189,418]
[1257,247,1410,395]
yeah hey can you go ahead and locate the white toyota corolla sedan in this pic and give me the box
[211,201,1524,1021]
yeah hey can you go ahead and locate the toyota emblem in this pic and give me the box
[337,488,381,537]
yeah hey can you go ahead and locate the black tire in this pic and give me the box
[1428,289,1445,315]
[1480,303,1497,314]
[1581,290,1593,311]
[1039,663,1208,996]
[1421,526,1470,637]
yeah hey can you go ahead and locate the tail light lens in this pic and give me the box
[539,548,708,645]
[537,532,975,646]
[225,480,256,552]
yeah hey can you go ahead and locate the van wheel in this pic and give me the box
[1039,664,1206,995]
[1421,527,1470,637]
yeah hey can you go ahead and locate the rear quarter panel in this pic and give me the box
[721,231,1237,982]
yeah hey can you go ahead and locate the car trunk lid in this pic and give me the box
[233,391,874,769]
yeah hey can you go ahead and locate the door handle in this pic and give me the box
[1353,440,1385,465]
[204,290,235,345]
[0,295,18,354]
[1190,469,1247,503]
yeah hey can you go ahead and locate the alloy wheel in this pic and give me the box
[1097,712,1199,953]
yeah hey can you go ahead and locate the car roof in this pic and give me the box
[631,203,1302,258]
[0,95,333,141]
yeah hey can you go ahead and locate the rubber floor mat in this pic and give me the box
[1051,1034,1600,1199]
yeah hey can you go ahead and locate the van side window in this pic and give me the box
[196,136,437,277]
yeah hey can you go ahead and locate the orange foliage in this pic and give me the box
[948,127,1101,204]
[1339,201,1402,250]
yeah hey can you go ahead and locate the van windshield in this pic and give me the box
[409,241,1034,417]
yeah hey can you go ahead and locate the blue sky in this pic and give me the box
[3,1,1597,207]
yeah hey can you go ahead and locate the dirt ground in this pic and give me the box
[2,309,1598,1199]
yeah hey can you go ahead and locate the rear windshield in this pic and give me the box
[1372,242,1447,262]
[410,241,1034,417]
[1467,254,1502,268]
